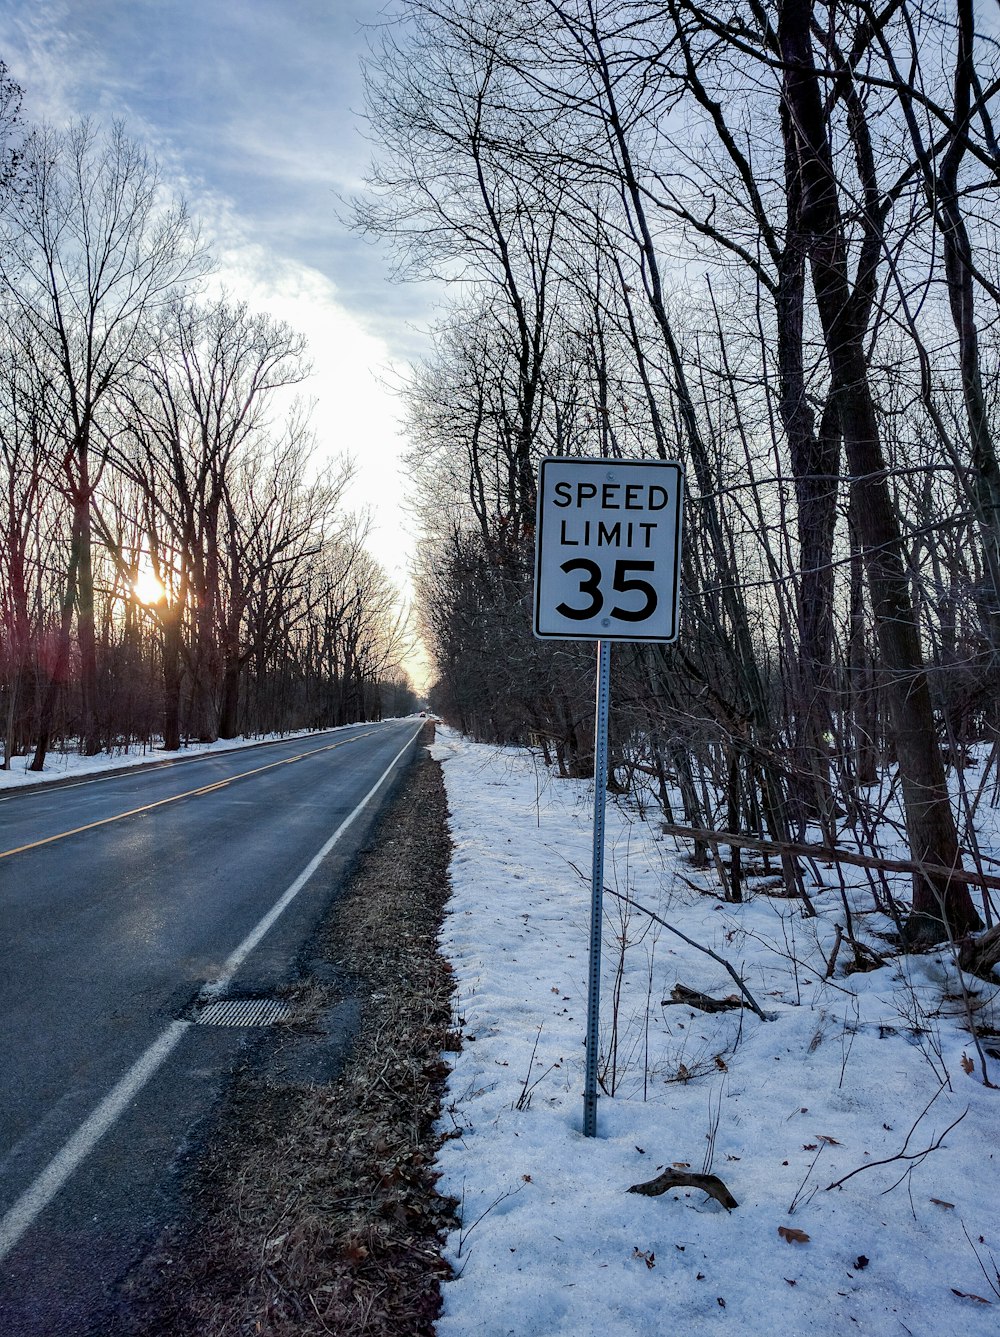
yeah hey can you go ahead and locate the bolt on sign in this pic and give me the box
[533,457,684,642]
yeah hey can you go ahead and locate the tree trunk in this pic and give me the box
[74,475,100,756]
[3,538,32,768]
[218,660,241,740]
[776,108,839,822]
[161,604,183,752]
[778,0,981,941]
[30,533,80,772]
[935,0,1000,651]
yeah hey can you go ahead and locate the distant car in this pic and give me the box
[419,710,427,717]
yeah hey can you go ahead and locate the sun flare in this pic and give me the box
[133,567,166,605]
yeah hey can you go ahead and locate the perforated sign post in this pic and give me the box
[533,457,683,1137]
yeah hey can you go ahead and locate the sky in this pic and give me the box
[0,0,436,689]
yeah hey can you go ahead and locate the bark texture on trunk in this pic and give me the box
[776,103,839,821]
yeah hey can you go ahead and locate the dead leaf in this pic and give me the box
[778,1226,811,1245]
[802,1144,818,1151]
[633,1247,655,1269]
[961,1053,975,1075]
[714,1054,728,1071]
[930,1198,955,1210]
[952,1289,991,1304]
[817,1134,841,1145]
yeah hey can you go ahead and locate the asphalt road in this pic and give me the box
[0,719,424,1335]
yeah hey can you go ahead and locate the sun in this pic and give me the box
[133,566,166,605]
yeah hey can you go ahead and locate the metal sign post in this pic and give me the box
[533,456,683,1138]
[583,638,612,1137]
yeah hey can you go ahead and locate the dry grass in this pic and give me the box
[118,747,457,1336]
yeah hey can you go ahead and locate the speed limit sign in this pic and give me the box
[533,457,683,642]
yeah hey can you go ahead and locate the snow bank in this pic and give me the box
[430,731,999,1337]
[0,720,380,790]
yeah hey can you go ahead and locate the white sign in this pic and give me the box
[533,456,683,642]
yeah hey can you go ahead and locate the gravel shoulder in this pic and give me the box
[116,740,458,1336]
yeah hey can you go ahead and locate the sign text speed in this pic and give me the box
[533,457,683,642]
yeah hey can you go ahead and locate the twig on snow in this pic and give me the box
[825,1082,968,1193]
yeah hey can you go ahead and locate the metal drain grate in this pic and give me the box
[193,997,291,1027]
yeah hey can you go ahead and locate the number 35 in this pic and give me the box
[556,559,658,622]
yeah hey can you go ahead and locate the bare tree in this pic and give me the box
[0,309,62,765]
[113,296,309,745]
[0,119,204,763]
[217,424,352,737]
[358,1,566,532]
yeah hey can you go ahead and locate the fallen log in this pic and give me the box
[958,923,1000,980]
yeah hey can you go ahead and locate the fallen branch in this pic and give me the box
[662,983,746,1014]
[824,924,844,978]
[659,823,1000,894]
[628,1169,738,1210]
[606,889,768,1022]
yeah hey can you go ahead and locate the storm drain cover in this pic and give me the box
[193,997,291,1027]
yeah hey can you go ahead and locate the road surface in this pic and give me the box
[0,719,423,1335]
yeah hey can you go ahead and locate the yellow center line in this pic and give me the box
[0,728,382,861]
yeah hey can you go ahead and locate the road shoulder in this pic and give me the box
[115,742,458,1336]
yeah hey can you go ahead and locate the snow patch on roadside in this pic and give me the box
[0,720,384,791]
[430,731,1000,1336]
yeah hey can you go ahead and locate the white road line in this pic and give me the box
[0,723,422,1264]
[0,1020,190,1262]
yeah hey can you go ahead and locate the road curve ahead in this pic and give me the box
[0,719,424,1335]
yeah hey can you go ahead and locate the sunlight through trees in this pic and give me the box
[0,80,415,769]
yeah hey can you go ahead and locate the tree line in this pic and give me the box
[0,75,415,773]
[359,0,1000,944]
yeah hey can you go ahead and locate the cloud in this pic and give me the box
[0,0,106,122]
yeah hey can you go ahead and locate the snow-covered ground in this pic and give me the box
[7,721,995,1332]
[429,730,1000,1337]
[0,722,377,791]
